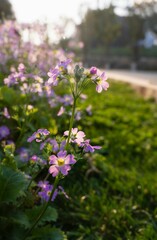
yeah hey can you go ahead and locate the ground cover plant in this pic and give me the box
[56,81,157,239]
[0,25,109,239]
[1,20,157,240]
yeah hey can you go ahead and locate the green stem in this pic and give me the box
[66,97,77,149]
[23,176,59,240]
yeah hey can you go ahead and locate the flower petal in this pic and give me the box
[96,84,102,93]
[60,165,71,175]
[65,154,76,164]
[57,150,67,158]
[49,166,59,177]
[49,155,58,164]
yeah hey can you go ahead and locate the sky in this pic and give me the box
[10,0,134,24]
[9,0,135,42]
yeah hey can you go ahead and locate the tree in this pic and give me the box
[79,5,120,55]
[132,0,157,33]
[127,8,144,62]
[126,0,157,62]
[0,0,15,21]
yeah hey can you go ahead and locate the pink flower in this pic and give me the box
[18,63,25,72]
[64,128,85,145]
[49,150,76,177]
[96,71,109,93]
[40,138,66,152]
[58,59,71,72]
[27,129,50,143]
[90,66,97,75]
[57,106,65,116]
[3,107,10,119]
[47,68,60,86]
[0,126,10,140]
[80,139,101,153]
[38,181,58,202]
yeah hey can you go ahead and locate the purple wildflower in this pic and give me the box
[75,111,82,121]
[30,155,46,165]
[86,105,92,115]
[95,71,109,93]
[81,139,101,153]
[18,63,25,72]
[6,140,14,146]
[30,155,38,163]
[59,94,73,106]
[3,107,10,119]
[64,128,85,145]
[40,138,66,152]
[90,66,97,75]
[80,93,87,100]
[27,128,50,143]
[44,84,55,97]
[4,74,17,86]
[47,68,60,86]
[58,59,71,72]
[49,150,76,177]
[57,106,65,116]
[38,180,50,189]
[18,147,30,162]
[38,181,58,202]
[0,126,10,140]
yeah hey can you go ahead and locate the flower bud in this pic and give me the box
[90,66,97,75]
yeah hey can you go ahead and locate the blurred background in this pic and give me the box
[1,0,157,70]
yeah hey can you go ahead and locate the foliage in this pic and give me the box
[0,28,109,239]
[130,0,157,33]
[79,5,120,53]
[77,2,157,66]
[56,81,157,239]
[0,0,15,21]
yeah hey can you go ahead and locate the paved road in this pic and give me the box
[106,70,157,86]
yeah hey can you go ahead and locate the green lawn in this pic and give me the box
[56,80,157,240]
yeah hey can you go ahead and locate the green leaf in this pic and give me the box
[0,86,17,104]
[0,86,27,106]
[11,210,30,229]
[0,165,28,203]
[25,205,58,227]
[27,226,67,240]
[2,143,17,169]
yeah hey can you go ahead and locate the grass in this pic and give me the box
[1,69,157,239]
[56,80,157,239]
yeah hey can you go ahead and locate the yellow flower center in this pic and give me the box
[58,158,65,166]
[97,79,101,85]
[47,191,51,196]
[35,133,40,138]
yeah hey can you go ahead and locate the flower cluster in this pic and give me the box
[27,129,50,143]
[27,126,101,180]
[0,20,74,74]
[38,180,58,202]
[37,180,68,202]
[46,59,71,87]
[0,20,110,240]
[25,62,108,185]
